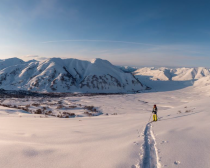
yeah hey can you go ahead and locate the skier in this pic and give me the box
[152,104,158,121]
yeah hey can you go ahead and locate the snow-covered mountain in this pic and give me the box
[172,67,210,81]
[1,57,210,93]
[134,67,210,81]
[0,57,25,70]
[134,67,173,81]
[0,58,145,93]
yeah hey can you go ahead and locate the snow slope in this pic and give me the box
[153,98,210,168]
[173,67,210,81]
[192,76,210,96]
[0,58,145,93]
[0,81,210,168]
[134,67,173,81]
[134,67,210,81]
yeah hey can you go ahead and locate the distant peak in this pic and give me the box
[0,57,24,62]
[91,58,111,65]
[91,58,103,63]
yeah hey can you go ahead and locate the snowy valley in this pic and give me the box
[0,58,210,168]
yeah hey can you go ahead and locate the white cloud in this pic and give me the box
[20,55,48,61]
[25,55,39,58]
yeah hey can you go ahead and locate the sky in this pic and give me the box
[1,0,210,67]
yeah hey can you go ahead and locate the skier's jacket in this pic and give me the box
[152,107,158,114]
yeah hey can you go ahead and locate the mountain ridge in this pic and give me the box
[0,58,145,93]
[134,67,210,81]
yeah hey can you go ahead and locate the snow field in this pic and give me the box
[153,98,210,168]
[0,68,210,167]
[0,112,150,168]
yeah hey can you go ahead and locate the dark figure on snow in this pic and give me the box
[152,104,158,121]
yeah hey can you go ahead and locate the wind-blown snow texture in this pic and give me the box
[0,58,145,93]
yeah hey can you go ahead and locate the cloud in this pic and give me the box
[26,55,39,58]
[21,55,48,61]
[40,39,159,47]
[37,57,48,60]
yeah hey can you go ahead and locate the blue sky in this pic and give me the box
[1,0,210,67]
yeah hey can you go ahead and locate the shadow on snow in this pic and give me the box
[136,75,197,92]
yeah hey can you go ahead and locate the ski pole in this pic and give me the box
[148,113,152,123]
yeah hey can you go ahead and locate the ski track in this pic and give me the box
[138,123,161,168]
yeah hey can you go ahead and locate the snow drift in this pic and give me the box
[0,58,145,93]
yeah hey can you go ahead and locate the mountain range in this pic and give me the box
[0,58,210,93]
[134,67,210,81]
[0,58,145,93]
